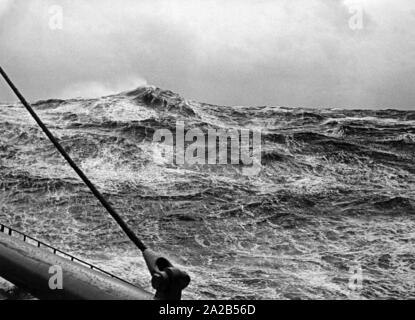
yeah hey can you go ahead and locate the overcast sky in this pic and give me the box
[1,0,414,109]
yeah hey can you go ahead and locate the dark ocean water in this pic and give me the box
[1,86,414,299]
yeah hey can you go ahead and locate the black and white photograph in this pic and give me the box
[0,0,414,308]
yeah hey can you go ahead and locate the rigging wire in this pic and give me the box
[0,66,147,252]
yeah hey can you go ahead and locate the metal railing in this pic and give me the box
[0,222,136,287]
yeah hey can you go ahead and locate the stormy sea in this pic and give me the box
[0,86,414,299]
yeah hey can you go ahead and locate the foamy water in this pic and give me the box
[1,87,414,299]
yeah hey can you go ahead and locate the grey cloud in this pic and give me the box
[0,0,414,109]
